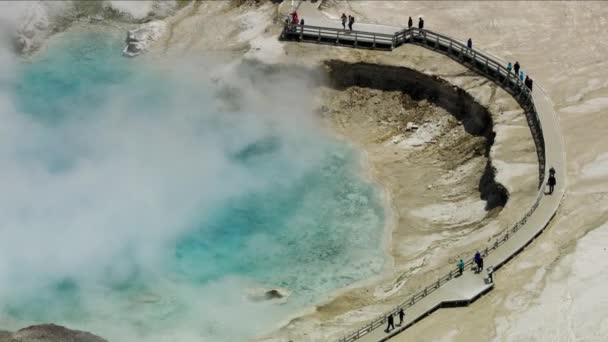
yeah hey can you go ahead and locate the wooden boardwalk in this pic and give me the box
[280,2,566,341]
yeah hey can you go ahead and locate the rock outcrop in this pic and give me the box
[123,20,166,57]
[0,324,107,342]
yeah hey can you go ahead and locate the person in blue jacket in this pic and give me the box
[458,259,465,276]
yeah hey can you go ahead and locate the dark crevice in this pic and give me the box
[324,60,509,210]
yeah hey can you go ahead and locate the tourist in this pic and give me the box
[398,308,405,325]
[458,259,465,276]
[386,313,395,332]
[507,62,512,72]
[525,75,530,89]
[467,38,472,49]
[408,16,413,28]
[299,18,304,25]
[514,61,520,76]
[348,15,354,31]
[474,251,481,273]
[549,166,556,176]
[528,77,534,91]
[341,13,347,29]
[519,71,524,81]
[487,266,494,284]
[291,11,299,25]
[479,256,484,273]
[418,17,424,29]
[547,173,556,194]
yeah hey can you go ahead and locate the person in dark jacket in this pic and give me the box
[474,251,482,273]
[418,17,424,29]
[547,174,556,194]
[514,61,520,77]
[348,15,354,31]
[398,308,405,325]
[467,38,472,49]
[341,13,347,29]
[479,256,484,273]
[525,75,531,89]
[528,77,533,91]
[386,313,395,332]
[408,16,413,28]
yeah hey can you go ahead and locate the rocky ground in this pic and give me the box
[0,324,106,342]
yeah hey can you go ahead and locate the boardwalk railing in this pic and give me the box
[281,25,544,186]
[281,24,548,342]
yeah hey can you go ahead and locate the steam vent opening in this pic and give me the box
[322,60,509,212]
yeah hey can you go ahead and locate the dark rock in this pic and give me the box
[0,324,107,342]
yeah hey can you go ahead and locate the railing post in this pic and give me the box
[354,31,358,47]
[448,41,452,55]
[373,34,376,48]
[336,30,340,44]
[299,25,303,40]
[318,27,321,42]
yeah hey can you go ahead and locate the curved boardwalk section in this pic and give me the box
[280,5,566,342]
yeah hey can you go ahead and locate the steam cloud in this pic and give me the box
[0,7,341,340]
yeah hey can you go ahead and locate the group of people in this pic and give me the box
[457,251,491,279]
[340,13,355,31]
[385,308,405,333]
[406,16,425,29]
[506,61,534,90]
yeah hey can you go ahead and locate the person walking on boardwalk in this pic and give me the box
[547,172,557,194]
[525,75,531,89]
[408,16,413,28]
[486,266,494,284]
[386,313,395,332]
[514,61,520,77]
[348,15,354,31]
[519,70,525,81]
[528,77,534,91]
[341,13,347,30]
[467,38,472,49]
[479,256,484,273]
[458,258,465,276]
[398,308,405,326]
[474,251,482,273]
[418,17,424,29]
[507,62,512,73]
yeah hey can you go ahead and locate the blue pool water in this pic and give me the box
[0,28,386,341]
